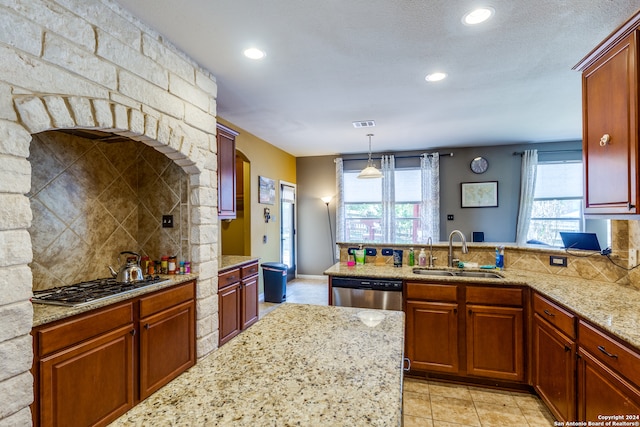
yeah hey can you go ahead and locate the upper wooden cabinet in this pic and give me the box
[574,11,640,215]
[217,124,239,220]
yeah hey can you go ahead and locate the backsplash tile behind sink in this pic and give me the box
[28,131,190,291]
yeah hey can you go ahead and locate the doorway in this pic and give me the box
[280,182,296,281]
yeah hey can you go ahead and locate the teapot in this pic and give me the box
[109,251,145,283]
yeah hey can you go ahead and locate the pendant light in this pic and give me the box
[357,133,383,179]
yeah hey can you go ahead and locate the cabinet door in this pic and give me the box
[219,283,241,346]
[217,125,237,220]
[406,300,459,374]
[241,274,259,330]
[39,325,135,427]
[533,314,576,422]
[139,300,196,400]
[577,349,640,422]
[583,33,638,214]
[466,305,524,382]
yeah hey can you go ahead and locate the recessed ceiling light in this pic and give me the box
[425,72,447,82]
[462,7,494,25]
[243,48,266,60]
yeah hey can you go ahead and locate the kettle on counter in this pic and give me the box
[109,251,145,283]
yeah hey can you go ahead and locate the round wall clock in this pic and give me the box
[470,156,489,174]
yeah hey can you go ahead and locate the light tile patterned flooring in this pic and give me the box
[259,277,556,427]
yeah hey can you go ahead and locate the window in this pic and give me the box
[528,161,583,246]
[343,168,423,244]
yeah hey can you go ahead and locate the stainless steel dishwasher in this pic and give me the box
[330,276,403,311]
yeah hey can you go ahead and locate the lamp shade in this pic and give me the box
[357,165,383,179]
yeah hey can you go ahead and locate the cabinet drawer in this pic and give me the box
[241,262,259,278]
[579,320,640,386]
[406,282,457,302]
[139,281,195,318]
[466,286,523,306]
[36,302,133,357]
[219,268,241,288]
[533,293,576,339]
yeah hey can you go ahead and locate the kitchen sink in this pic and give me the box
[412,268,503,279]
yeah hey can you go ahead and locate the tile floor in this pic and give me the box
[258,276,556,427]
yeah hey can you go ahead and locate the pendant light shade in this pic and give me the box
[357,134,383,179]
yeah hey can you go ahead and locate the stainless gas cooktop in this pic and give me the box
[31,276,170,307]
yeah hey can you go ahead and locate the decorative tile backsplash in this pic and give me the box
[28,131,189,290]
[338,240,637,291]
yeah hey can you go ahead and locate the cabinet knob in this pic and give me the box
[144,323,150,330]
[599,134,611,146]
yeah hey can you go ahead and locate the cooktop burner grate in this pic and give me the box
[32,276,170,307]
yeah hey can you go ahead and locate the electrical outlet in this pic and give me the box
[549,255,567,267]
[263,235,267,244]
[381,248,393,256]
[365,248,377,256]
[347,247,359,255]
[162,215,173,228]
[629,249,638,266]
[447,214,454,221]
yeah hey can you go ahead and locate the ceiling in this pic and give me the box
[113,0,639,157]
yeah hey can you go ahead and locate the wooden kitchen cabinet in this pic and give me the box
[138,281,196,400]
[218,260,259,346]
[217,123,239,220]
[405,281,526,384]
[34,303,136,427]
[532,293,577,422]
[32,281,197,427]
[577,320,640,421]
[405,282,459,374]
[574,12,640,215]
[466,286,525,382]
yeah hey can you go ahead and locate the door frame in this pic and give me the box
[279,181,297,281]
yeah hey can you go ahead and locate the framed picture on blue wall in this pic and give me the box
[461,181,498,208]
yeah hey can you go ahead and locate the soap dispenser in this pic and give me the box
[418,249,427,267]
[495,246,504,270]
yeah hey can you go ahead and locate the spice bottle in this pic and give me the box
[148,261,155,275]
[184,261,191,274]
[179,261,185,275]
[141,256,150,275]
[161,256,169,274]
[168,256,177,274]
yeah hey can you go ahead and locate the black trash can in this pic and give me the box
[262,262,288,303]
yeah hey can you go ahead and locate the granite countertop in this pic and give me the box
[110,303,405,427]
[32,275,197,327]
[219,255,260,271]
[324,263,640,351]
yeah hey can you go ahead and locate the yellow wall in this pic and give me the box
[218,118,297,291]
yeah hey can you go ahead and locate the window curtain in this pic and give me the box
[335,158,345,247]
[420,153,440,242]
[515,149,538,245]
[381,155,395,242]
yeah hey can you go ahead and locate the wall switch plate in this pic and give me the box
[381,248,393,256]
[447,214,454,221]
[365,248,377,256]
[162,215,174,228]
[263,235,267,243]
[549,255,567,267]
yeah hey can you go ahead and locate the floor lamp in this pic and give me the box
[321,196,335,264]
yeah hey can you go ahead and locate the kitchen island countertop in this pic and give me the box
[325,262,640,352]
[110,303,405,426]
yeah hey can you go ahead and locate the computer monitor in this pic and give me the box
[559,232,601,251]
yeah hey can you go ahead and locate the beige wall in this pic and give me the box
[218,118,296,291]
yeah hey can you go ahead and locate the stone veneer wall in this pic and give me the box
[0,0,221,423]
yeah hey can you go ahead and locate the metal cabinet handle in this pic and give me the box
[144,323,150,330]
[453,308,457,315]
[543,309,555,317]
[599,134,611,146]
[597,345,618,359]
[564,344,571,352]
[403,357,411,372]
[130,329,136,336]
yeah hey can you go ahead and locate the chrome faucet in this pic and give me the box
[448,230,469,267]
[427,236,436,267]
